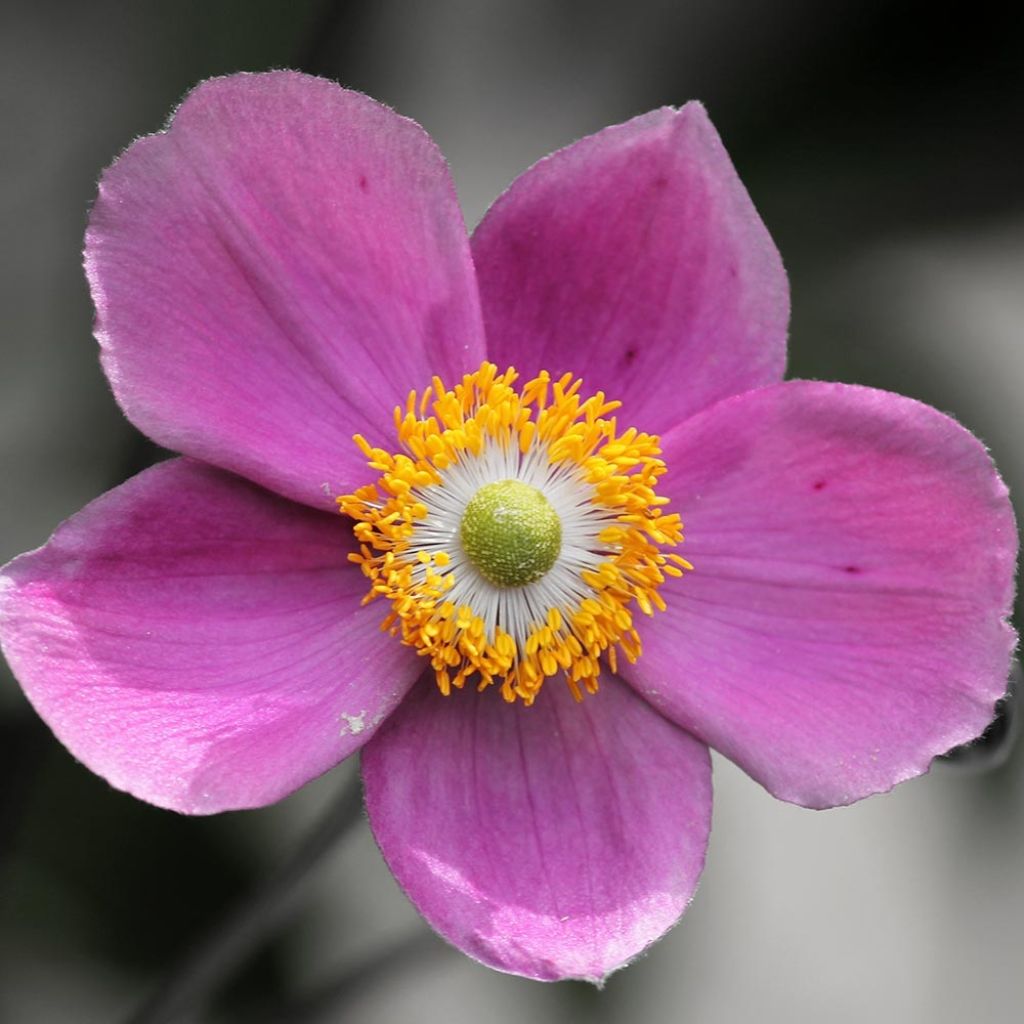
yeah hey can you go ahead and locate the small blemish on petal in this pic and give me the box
[341,710,367,735]
[358,174,369,192]
[843,565,862,575]
[813,480,828,491]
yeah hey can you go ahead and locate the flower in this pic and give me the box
[0,71,1016,983]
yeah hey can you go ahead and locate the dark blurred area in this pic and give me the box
[1,2,1021,1021]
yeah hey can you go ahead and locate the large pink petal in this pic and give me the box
[625,381,1017,809]
[86,72,485,510]
[472,103,788,430]
[361,674,711,982]
[0,459,421,814]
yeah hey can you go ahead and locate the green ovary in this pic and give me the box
[460,479,562,588]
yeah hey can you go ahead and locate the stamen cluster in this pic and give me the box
[337,363,689,704]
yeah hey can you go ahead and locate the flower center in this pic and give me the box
[460,479,562,587]
[337,362,690,705]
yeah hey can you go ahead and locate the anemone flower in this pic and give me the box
[0,71,1016,983]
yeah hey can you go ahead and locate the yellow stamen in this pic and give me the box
[337,363,689,705]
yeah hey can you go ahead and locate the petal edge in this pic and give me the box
[472,102,788,429]
[625,381,1017,808]
[87,71,485,509]
[362,674,712,982]
[0,459,421,813]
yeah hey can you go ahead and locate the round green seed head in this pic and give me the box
[460,479,562,588]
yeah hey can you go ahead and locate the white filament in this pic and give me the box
[409,437,614,652]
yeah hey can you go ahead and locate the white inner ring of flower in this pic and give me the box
[409,439,615,651]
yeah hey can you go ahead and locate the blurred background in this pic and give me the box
[1,1,1022,1021]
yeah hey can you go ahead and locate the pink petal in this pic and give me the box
[471,103,788,430]
[0,459,421,814]
[86,72,485,510]
[361,674,712,982]
[625,381,1017,809]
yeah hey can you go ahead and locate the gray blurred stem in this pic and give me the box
[125,774,363,1024]
[256,931,448,1024]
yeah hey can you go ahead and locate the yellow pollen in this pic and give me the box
[336,363,690,705]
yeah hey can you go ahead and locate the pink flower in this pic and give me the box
[0,71,1016,982]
